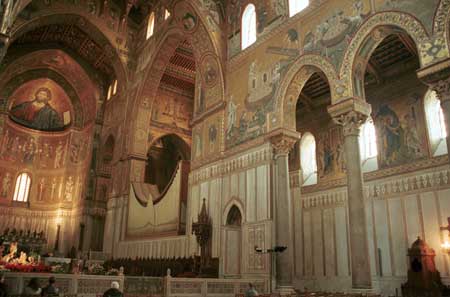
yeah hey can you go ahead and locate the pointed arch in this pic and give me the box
[433,0,450,35]
[433,0,450,60]
[241,4,257,49]
[222,197,245,226]
[339,11,431,102]
[130,2,225,158]
[275,54,339,131]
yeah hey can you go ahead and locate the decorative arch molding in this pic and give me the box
[434,0,450,61]
[128,28,185,157]
[222,197,245,226]
[130,1,225,158]
[9,13,128,87]
[433,0,450,35]
[0,68,84,129]
[170,0,225,109]
[171,0,224,60]
[275,54,338,131]
[147,131,190,151]
[339,11,432,102]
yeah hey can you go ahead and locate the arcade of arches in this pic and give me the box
[1,0,450,296]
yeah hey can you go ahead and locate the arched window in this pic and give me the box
[112,79,118,95]
[13,173,31,202]
[241,4,256,50]
[359,117,378,172]
[300,132,317,186]
[164,9,171,20]
[289,0,309,17]
[146,12,155,39]
[425,90,448,156]
[226,205,242,226]
[106,84,112,101]
[106,80,117,101]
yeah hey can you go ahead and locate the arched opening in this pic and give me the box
[300,132,317,186]
[145,134,190,194]
[146,12,156,39]
[291,70,340,183]
[12,172,31,202]
[359,117,378,172]
[424,90,447,156]
[223,204,242,276]
[226,205,242,226]
[241,4,256,49]
[126,36,196,239]
[149,38,195,132]
[361,31,427,170]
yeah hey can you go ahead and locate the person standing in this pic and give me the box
[244,283,258,297]
[102,281,122,297]
[23,278,41,296]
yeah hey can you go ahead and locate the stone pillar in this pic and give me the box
[328,99,372,289]
[267,129,300,295]
[418,60,450,160]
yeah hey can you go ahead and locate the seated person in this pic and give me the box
[42,277,59,297]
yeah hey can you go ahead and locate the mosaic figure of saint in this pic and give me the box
[10,87,64,131]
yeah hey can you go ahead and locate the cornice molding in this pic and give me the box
[190,144,273,185]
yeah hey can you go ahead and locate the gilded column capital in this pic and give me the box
[431,78,450,103]
[417,58,450,102]
[266,128,300,156]
[328,98,371,137]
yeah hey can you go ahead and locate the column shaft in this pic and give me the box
[274,153,293,288]
[267,130,299,295]
[343,132,372,288]
[329,101,373,290]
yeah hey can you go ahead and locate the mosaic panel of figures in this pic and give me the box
[0,120,92,206]
[225,0,450,152]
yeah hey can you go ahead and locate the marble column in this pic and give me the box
[418,59,450,161]
[267,129,300,295]
[328,99,372,289]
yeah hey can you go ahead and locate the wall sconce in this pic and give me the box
[440,217,450,254]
